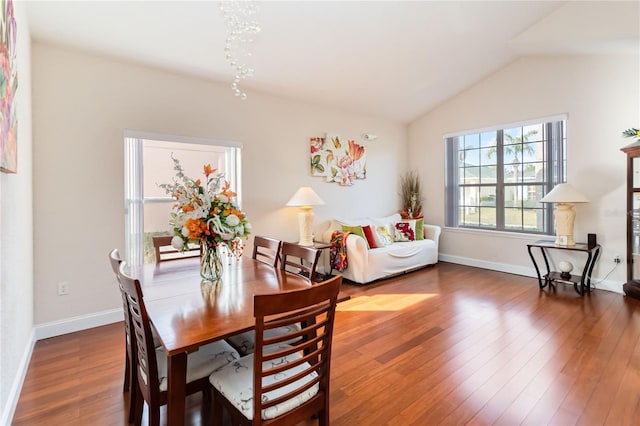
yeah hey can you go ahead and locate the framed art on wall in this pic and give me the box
[0,0,17,173]
[310,134,366,186]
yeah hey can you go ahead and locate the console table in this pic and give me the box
[527,240,601,296]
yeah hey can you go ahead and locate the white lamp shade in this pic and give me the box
[540,183,589,204]
[286,187,325,207]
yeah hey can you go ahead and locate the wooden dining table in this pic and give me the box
[129,256,331,425]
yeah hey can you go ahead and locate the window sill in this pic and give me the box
[444,226,554,242]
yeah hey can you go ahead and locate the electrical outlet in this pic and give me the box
[614,256,622,264]
[58,281,70,296]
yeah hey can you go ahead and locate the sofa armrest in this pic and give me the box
[345,233,369,256]
[423,224,441,250]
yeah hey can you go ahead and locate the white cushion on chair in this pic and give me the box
[156,339,240,392]
[226,324,302,356]
[209,346,319,420]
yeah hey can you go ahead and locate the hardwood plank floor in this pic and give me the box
[12,262,640,425]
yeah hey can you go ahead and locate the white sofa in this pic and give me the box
[321,213,441,284]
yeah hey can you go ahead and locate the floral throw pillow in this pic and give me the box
[402,218,424,240]
[394,222,415,242]
[375,225,394,246]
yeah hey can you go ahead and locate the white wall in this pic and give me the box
[1,1,33,423]
[409,54,640,291]
[31,42,407,326]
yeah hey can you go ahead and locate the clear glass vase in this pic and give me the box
[200,243,223,281]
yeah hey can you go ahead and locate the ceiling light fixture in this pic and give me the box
[219,0,261,100]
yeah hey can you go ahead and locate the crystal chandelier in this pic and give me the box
[219,1,261,100]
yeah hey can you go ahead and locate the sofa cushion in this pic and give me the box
[361,225,378,249]
[374,225,394,246]
[403,218,424,240]
[341,224,369,248]
[394,222,415,241]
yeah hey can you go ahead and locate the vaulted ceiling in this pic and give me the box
[25,1,639,123]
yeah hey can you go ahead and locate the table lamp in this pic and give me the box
[286,187,325,246]
[540,183,590,246]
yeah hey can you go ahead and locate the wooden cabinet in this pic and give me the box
[621,141,640,299]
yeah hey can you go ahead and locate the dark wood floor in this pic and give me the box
[12,262,640,425]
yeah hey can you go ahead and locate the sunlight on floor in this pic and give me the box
[337,293,438,311]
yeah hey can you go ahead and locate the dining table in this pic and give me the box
[128,256,344,426]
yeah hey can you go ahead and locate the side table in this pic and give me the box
[288,241,333,281]
[311,241,333,280]
[527,240,601,296]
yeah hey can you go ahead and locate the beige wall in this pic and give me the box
[31,42,407,325]
[1,1,33,421]
[5,15,637,422]
[409,54,640,291]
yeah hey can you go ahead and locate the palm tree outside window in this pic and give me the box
[445,116,566,235]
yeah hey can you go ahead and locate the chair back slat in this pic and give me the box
[252,235,282,267]
[153,235,201,264]
[117,263,161,405]
[109,249,134,361]
[280,242,320,282]
[252,274,341,422]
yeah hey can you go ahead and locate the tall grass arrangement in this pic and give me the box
[399,170,423,219]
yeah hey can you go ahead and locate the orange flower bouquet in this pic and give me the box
[159,155,251,280]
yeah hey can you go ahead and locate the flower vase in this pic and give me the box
[200,244,223,281]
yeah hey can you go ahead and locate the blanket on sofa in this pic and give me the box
[330,230,351,272]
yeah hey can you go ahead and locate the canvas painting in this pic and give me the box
[310,134,366,186]
[0,0,17,173]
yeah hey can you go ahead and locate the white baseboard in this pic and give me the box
[438,254,623,294]
[1,328,35,426]
[34,308,124,340]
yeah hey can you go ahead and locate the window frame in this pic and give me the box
[124,131,242,266]
[444,116,566,235]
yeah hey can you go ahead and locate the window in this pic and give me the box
[445,117,566,234]
[124,132,242,265]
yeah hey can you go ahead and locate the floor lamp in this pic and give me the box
[286,187,325,246]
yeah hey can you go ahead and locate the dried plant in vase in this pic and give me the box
[399,170,423,219]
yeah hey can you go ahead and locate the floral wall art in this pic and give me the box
[310,134,366,186]
[0,0,16,173]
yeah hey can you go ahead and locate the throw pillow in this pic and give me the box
[394,222,415,242]
[374,225,394,246]
[401,218,424,240]
[341,224,370,249]
[415,218,424,240]
[361,225,378,249]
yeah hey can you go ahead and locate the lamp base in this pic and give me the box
[554,234,575,246]
[553,204,576,246]
[297,208,315,246]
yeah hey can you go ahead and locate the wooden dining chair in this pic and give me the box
[252,235,282,267]
[152,235,201,264]
[117,262,241,426]
[109,248,169,422]
[108,248,139,423]
[280,242,321,282]
[210,274,342,426]
[227,241,318,357]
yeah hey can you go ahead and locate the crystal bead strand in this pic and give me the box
[219,1,261,100]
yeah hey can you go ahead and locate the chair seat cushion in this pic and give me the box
[226,324,302,356]
[209,347,319,420]
[156,339,239,392]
